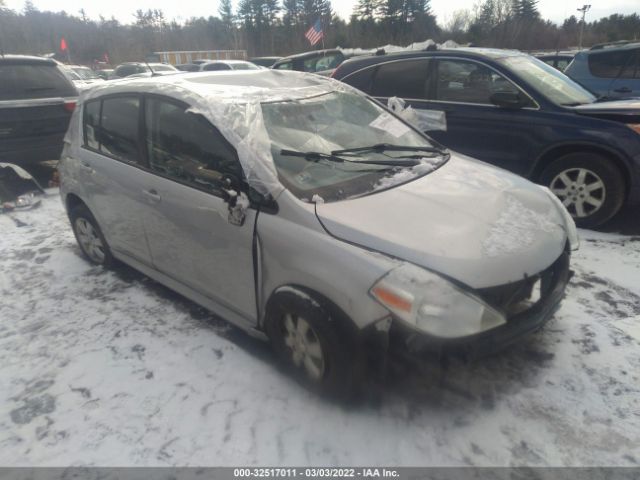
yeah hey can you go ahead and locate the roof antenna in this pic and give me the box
[144,60,157,77]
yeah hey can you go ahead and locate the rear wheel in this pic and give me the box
[70,204,114,267]
[540,152,625,228]
[265,289,364,400]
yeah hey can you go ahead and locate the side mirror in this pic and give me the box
[221,176,247,226]
[490,91,527,109]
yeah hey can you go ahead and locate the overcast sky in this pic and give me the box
[4,0,639,26]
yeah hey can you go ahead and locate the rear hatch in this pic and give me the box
[0,59,78,162]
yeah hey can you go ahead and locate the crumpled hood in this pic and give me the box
[315,154,568,289]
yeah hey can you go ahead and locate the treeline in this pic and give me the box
[0,0,638,65]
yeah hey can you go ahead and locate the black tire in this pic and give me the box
[69,204,114,267]
[539,152,625,228]
[264,289,365,400]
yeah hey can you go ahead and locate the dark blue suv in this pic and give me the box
[332,48,640,228]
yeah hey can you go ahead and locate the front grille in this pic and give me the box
[478,250,570,319]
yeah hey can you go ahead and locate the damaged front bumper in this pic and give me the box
[387,250,572,359]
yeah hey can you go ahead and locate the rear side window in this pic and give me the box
[370,59,429,99]
[307,53,343,72]
[588,50,635,78]
[619,51,639,79]
[274,61,293,70]
[203,63,231,71]
[85,96,141,164]
[0,64,76,100]
[115,65,145,77]
[144,97,242,194]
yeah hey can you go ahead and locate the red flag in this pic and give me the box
[60,37,68,51]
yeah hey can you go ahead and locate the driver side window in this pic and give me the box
[144,97,243,194]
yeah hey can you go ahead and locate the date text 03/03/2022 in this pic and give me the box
[233,468,399,478]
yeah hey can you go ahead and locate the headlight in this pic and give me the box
[370,263,506,338]
[538,185,579,251]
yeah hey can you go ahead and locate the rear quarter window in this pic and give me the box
[83,100,101,150]
[341,66,376,93]
[0,64,76,100]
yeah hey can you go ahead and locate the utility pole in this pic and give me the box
[577,4,591,49]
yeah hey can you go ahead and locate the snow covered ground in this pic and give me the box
[0,191,639,467]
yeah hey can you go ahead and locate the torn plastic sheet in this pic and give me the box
[64,72,362,197]
[0,163,44,212]
[387,97,447,132]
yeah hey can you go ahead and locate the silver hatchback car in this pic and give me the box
[59,70,577,397]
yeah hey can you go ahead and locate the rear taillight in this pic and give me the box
[63,101,76,112]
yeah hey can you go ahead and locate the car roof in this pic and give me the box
[83,70,337,103]
[0,54,57,65]
[276,49,342,62]
[203,60,251,64]
[588,41,640,52]
[335,47,527,73]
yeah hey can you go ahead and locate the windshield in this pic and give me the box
[500,55,596,106]
[72,67,99,80]
[261,91,447,202]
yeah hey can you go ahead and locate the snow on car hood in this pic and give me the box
[315,154,568,289]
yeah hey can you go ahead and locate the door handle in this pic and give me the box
[78,160,94,173]
[613,86,632,93]
[143,189,161,203]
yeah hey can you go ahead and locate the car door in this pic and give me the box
[80,94,154,264]
[366,56,536,173]
[587,49,638,99]
[141,95,257,322]
[607,50,640,99]
[426,57,542,173]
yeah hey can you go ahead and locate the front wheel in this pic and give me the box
[264,289,364,400]
[540,152,625,228]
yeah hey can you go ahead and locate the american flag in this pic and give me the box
[305,19,324,46]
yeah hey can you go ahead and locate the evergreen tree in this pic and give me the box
[354,0,382,21]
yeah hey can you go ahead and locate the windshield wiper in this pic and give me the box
[331,143,447,156]
[280,149,419,167]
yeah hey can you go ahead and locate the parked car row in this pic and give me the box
[4,42,638,398]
